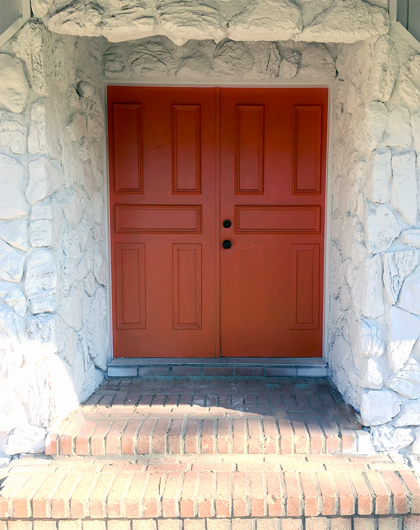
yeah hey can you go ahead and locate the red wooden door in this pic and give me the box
[108,86,218,357]
[220,88,327,357]
[108,86,327,358]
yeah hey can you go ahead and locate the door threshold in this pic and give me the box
[107,357,330,378]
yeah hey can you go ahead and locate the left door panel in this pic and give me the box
[108,86,218,357]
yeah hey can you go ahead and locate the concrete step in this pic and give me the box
[107,358,330,379]
[1,454,420,527]
[45,377,369,457]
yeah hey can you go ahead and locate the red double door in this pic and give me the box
[108,86,328,358]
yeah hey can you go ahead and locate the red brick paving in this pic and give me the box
[46,378,362,457]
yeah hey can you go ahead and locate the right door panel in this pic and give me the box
[220,88,328,357]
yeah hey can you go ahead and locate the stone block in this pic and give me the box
[360,358,383,390]
[26,157,63,205]
[383,250,418,305]
[402,229,420,249]
[25,250,57,314]
[394,399,420,427]
[30,199,63,249]
[385,107,412,148]
[294,0,388,44]
[86,287,109,370]
[360,389,400,426]
[0,154,28,220]
[387,359,420,399]
[412,111,420,152]
[12,22,51,97]
[59,284,83,331]
[0,110,27,154]
[352,319,385,359]
[370,35,399,102]
[388,306,420,373]
[0,54,29,113]
[0,281,27,317]
[365,203,401,255]
[227,0,301,42]
[5,425,47,455]
[398,267,420,317]
[25,313,61,364]
[372,424,414,451]
[0,239,25,283]
[394,54,420,110]
[28,100,48,154]
[391,151,417,226]
[366,149,392,204]
[356,256,384,319]
[296,44,336,79]
[0,219,29,252]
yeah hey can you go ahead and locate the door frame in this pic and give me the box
[102,79,335,362]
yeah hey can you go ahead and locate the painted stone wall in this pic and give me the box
[0,24,109,455]
[329,28,420,453]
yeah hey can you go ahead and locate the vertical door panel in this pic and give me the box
[173,243,202,330]
[235,105,265,194]
[115,243,146,330]
[220,88,327,357]
[113,104,143,193]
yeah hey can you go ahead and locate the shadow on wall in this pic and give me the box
[0,329,104,455]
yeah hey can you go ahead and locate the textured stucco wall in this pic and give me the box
[0,24,109,455]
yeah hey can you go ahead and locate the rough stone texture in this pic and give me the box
[25,250,58,313]
[387,359,420,399]
[383,250,418,305]
[388,306,420,373]
[366,149,392,204]
[0,24,108,455]
[0,54,30,113]
[46,0,388,45]
[391,151,417,226]
[360,357,383,390]
[0,3,419,457]
[0,111,27,154]
[30,199,63,248]
[395,400,420,427]
[360,389,400,426]
[372,424,415,452]
[0,240,25,283]
[26,157,63,205]
[0,155,28,220]
[365,203,401,255]
[0,282,27,317]
[0,219,29,252]
[398,266,420,317]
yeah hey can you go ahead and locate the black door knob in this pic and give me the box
[222,240,232,249]
[223,219,232,228]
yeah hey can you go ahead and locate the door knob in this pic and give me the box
[223,219,232,228]
[222,240,232,249]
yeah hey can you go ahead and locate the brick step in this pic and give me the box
[45,377,366,457]
[107,359,329,379]
[1,455,420,522]
[46,416,368,457]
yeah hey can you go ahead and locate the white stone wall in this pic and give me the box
[2,0,420,456]
[329,28,420,453]
[0,24,109,455]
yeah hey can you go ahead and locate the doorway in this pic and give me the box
[107,86,328,358]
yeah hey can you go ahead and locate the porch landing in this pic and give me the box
[45,374,365,457]
[2,374,420,528]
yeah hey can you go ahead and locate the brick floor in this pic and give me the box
[3,377,420,528]
[45,378,363,457]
